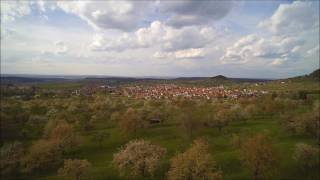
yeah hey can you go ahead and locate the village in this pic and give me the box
[121,84,268,99]
[2,83,269,100]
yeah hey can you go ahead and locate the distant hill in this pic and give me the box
[174,77,207,81]
[210,75,228,80]
[4,71,306,86]
[0,76,68,84]
[209,75,270,83]
[288,69,320,81]
[308,69,320,79]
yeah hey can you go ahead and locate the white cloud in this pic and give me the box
[39,41,70,56]
[154,48,205,59]
[259,1,319,35]
[271,58,286,66]
[33,0,56,13]
[221,1,319,66]
[220,34,306,65]
[89,21,217,53]
[220,34,258,64]
[135,21,167,48]
[1,1,231,32]
[175,48,205,59]
[307,45,319,56]
[161,25,217,51]
[89,33,137,52]
[1,0,318,78]
[56,1,155,31]
[159,0,233,28]
[54,41,68,55]
[0,0,59,23]
[1,1,32,22]
[255,36,304,58]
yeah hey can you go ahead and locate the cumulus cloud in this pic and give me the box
[0,0,59,23]
[255,36,304,59]
[1,1,32,22]
[56,1,155,31]
[1,0,231,31]
[154,48,205,59]
[259,1,319,35]
[54,41,69,55]
[220,34,305,65]
[134,21,216,51]
[161,26,217,51]
[89,21,217,53]
[220,34,258,64]
[1,0,318,78]
[221,1,319,66]
[135,21,167,48]
[175,48,205,59]
[159,0,233,28]
[307,45,319,56]
[89,33,137,51]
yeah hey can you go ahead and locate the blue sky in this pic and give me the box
[1,0,319,78]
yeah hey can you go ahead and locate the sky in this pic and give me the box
[1,0,319,78]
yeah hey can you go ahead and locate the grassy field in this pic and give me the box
[37,82,85,90]
[250,79,320,92]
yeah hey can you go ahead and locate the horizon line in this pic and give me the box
[0,73,288,80]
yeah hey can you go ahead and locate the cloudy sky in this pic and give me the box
[1,0,319,78]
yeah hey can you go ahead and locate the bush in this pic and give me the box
[293,143,319,169]
[167,138,222,180]
[22,140,62,172]
[113,139,166,177]
[0,142,24,175]
[58,159,91,180]
[119,108,147,136]
[281,110,320,139]
[43,120,80,153]
[48,121,80,152]
[240,134,277,180]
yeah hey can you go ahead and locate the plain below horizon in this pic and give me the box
[0,73,278,80]
[1,68,319,81]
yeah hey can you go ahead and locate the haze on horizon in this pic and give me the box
[1,0,319,79]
